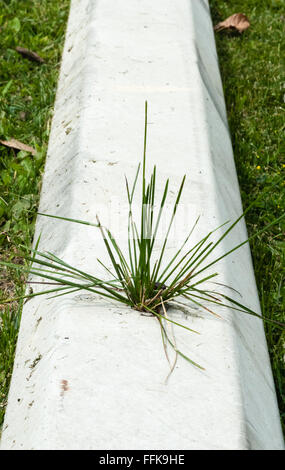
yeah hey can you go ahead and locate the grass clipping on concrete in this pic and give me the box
[1,102,284,375]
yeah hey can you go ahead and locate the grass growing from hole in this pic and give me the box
[1,102,284,376]
[210,0,285,432]
[0,0,70,431]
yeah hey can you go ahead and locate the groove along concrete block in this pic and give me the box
[1,0,284,450]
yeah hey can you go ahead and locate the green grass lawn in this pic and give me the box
[210,0,285,432]
[0,0,70,429]
[0,0,284,437]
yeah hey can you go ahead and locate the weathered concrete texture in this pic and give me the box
[1,0,284,450]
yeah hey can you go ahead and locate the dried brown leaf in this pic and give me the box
[15,46,44,64]
[214,13,250,34]
[0,138,36,155]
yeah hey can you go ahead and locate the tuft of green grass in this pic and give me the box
[210,0,285,431]
[1,102,284,376]
[0,0,70,430]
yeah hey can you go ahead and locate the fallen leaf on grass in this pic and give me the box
[214,13,250,34]
[15,46,44,64]
[0,138,36,156]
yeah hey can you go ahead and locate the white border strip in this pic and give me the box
[1,0,283,450]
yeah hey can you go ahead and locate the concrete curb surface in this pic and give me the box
[1,0,284,450]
